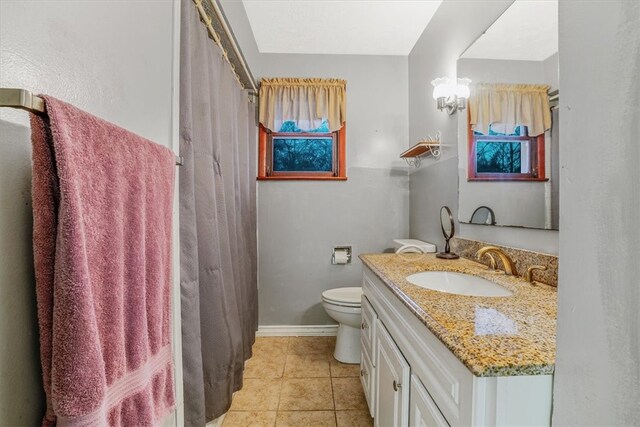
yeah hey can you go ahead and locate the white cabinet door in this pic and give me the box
[375,319,410,427]
[361,295,377,363]
[409,375,450,427]
[361,348,375,418]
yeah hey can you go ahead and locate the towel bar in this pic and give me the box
[0,88,183,166]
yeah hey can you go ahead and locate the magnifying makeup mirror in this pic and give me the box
[436,206,459,259]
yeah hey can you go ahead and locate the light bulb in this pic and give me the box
[456,78,472,99]
[431,77,452,100]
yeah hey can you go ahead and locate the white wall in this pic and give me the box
[544,52,559,92]
[553,1,640,425]
[0,1,182,424]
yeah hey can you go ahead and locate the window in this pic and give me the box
[467,83,551,182]
[257,77,347,180]
[258,120,346,180]
[468,121,546,181]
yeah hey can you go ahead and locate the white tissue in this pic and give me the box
[334,250,349,264]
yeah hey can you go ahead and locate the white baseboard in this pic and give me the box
[257,325,339,337]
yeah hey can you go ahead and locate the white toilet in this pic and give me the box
[322,287,363,364]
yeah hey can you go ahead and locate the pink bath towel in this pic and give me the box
[31,96,176,426]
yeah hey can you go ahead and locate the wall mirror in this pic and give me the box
[456,0,559,230]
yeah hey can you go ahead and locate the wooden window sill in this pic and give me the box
[257,176,348,181]
[258,124,347,180]
[468,177,549,182]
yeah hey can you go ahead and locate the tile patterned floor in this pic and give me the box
[223,336,373,427]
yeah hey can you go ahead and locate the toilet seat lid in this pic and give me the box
[322,287,363,305]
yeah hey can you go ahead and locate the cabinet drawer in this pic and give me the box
[360,347,375,418]
[410,375,450,427]
[361,295,377,364]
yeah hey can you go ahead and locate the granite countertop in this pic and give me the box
[360,253,557,377]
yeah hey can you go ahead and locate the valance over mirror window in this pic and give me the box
[469,83,551,137]
[259,78,347,132]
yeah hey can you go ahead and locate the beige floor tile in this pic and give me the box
[335,410,373,427]
[275,411,336,427]
[329,357,360,377]
[222,411,277,427]
[229,378,282,411]
[327,336,337,354]
[288,336,335,355]
[279,378,335,411]
[244,353,287,379]
[253,337,290,357]
[284,354,331,378]
[332,377,368,410]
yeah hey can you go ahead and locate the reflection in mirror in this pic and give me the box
[436,206,459,260]
[470,206,496,225]
[457,0,559,230]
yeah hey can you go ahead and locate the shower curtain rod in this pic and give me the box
[0,88,184,166]
[193,0,258,97]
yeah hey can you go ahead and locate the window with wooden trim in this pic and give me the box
[468,121,546,182]
[467,83,550,182]
[257,77,347,180]
[258,121,346,180]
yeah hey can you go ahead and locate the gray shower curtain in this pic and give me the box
[179,1,258,425]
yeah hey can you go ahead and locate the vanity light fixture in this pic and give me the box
[431,77,471,115]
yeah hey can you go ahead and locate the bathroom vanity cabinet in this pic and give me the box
[360,266,553,427]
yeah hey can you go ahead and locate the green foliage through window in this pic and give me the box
[473,125,533,175]
[279,120,329,133]
[273,137,333,172]
[476,141,523,173]
[272,120,333,172]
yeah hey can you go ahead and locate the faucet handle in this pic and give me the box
[525,265,547,283]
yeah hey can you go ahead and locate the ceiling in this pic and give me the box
[461,0,558,61]
[241,0,443,56]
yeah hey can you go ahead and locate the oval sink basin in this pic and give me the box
[406,271,513,297]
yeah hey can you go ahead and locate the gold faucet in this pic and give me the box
[476,246,518,276]
[483,253,497,270]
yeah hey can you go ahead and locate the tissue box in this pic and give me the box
[393,239,436,253]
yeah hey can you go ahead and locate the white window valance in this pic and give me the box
[469,83,551,137]
[258,78,347,132]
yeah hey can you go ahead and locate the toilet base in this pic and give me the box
[333,323,361,364]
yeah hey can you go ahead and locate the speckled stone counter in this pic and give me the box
[451,237,559,287]
[360,253,557,377]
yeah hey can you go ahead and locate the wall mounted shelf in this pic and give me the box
[400,132,449,166]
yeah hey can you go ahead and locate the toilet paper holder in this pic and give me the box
[332,246,352,265]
